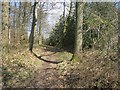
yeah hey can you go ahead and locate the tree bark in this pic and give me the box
[20,2,28,44]
[118,11,120,60]
[70,2,84,61]
[2,1,9,53]
[29,2,38,52]
[38,3,42,45]
[0,3,2,86]
[74,2,84,55]
[63,1,67,33]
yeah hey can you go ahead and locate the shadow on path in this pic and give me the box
[32,52,63,64]
[40,52,56,57]
[41,45,64,52]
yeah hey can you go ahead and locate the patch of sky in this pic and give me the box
[117,1,120,10]
[42,2,70,39]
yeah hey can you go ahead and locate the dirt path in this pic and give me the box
[27,47,63,88]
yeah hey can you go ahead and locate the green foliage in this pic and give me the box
[48,14,76,51]
[63,15,76,48]
[48,16,64,46]
[46,2,117,53]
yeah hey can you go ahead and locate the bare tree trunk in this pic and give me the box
[8,2,10,52]
[25,2,32,44]
[10,2,16,47]
[0,2,2,88]
[63,1,67,33]
[118,11,120,60]
[70,2,84,61]
[34,2,38,43]
[17,2,21,45]
[38,3,42,45]
[13,2,16,46]
[38,18,42,45]
[58,1,66,47]
[118,10,120,90]
[74,2,84,55]
[68,2,72,23]
[29,2,38,52]
[20,2,28,44]
[2,1,9,53]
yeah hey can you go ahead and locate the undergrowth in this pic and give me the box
[57,49,119,88]
[2,49,42,87]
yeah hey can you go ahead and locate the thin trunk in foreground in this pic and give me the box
[2,1,9,53]
[29,2,37,52]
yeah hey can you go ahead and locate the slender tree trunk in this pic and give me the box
[0,1,1,41]
[13,2,16,46]
[118,11,120,60]
[25,2,31,44]
[63,1,67,33]
[29,2,38,52]
[8,2,10,52]
[20,2,27,44]
[68,2,72,23]
[34,2,38,43]
[2,1,9,53]
[0,3,2,87]
[65,2,73,34]
[38,16,42,45]
[10,2,16,47]
[118,9,120,90]
[38,3,42,45]
[58,1,66,47]
[17,2,21,45]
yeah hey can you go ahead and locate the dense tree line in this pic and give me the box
[47,2,118,60]
[1,1,119,60]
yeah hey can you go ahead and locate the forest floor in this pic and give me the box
[25,46,67,88]
[2,45,119,88]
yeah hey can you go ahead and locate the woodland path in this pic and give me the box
[27,46,64,88]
